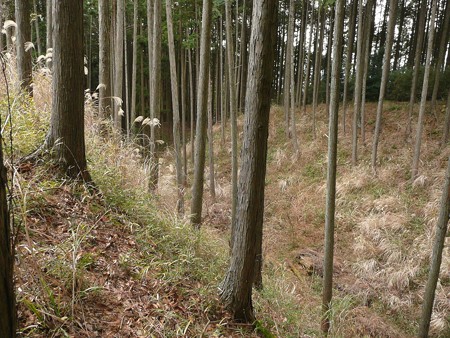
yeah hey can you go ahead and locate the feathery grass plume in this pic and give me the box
[96,83,106,90]
[3,20,17,30]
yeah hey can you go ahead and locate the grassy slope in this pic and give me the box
[0,59,448,337]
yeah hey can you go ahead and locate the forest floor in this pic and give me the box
[1,63,449,337]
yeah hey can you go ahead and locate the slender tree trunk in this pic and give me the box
[295,0,307,108]
[149,0,162,190]
[283,0,294,139]
[406,0,427,139]
[114,0,124,130]
[302,3,314,113]
[166,0,184,214]
[430,0,450,115]
[131,0,138,135]
[342,0,358,134]
[219,15,226,145]
[322,0,344,333]
[238,0,248,112]
[325,9,334,111]
[412,0,438,181]
[351,0,365,166]
[371,0,398,171]
[32,0,42,56]
[219,0,276,322]
[181,41,188,184]
[190,0,213,226]
[312,6,324,139]
[188,46,195,164]
[48,0,89,181]
[99,0,112,120]
[418,156,450,337]
[124,12,130,138]
[207,74,216,201]
[392,0,405,71]
[46,0,52,51]
[225,0,238,232]
[360,0,375,146]
[15,0,33,94]
[441,89,450,146]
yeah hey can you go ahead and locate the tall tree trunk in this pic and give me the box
[48,0,89,181]
[225,0,238,231]
[149,0,162,190]
[392,0,405,71]
[190,0,213,226]
[207,74,216,201]
[219,15,226,145]
[166,0,184,215]
[99,0,112,120]
[114,0,124,130]
[371,0,398,171]
[342,0,358,134]
[406,0,427,139]
[430,0,450,115]
[33,0,42,56]
[46,0,52,51]
[124,12,130,138]
[412,0,438,181]
[188,46,195,164]
[351,0,365,166]
[360,0,375,146]
[322,0,344,333]
[418,156,450,337]
[302,2,314,113]
[15,0,33,94]
[238,0,248,112]
[219,0,276,322]
[325,9,334,111]
[131,0,138,135]
[181,40,188,184]
[295,0,307,108]
[312,6,324,139]
[283,0,294,139]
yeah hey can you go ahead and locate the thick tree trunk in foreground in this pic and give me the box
[48,0,89,180]
[99,0,112,119]
[166,0,184,214]
[0,110,15,337]
[220,0,276,323]
[418,156,450,337]
[412,0,438,181]
[371,0,398,171]
[322,0,344,333]
[15,0,33,94]
[190,0,213,226]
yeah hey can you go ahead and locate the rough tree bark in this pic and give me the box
[219,0,277,323]
[442,89,450,146]
[131,0,138,133]
[190,0,213,226]
[15,0,33,94]
[166,0,184,214]
[98,0,112,119]
[322,0,344,333]
[33,0,42,56]
[47,0,89,181]
[418,156,450,337]
[114,0,124,130]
